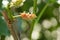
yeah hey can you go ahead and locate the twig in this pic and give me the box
[33,0,37,14]
[29,3,49,40]
[2,10,20,40]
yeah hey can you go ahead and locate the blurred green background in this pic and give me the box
[0,0,60,40]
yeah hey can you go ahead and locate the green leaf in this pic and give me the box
[0,0,2,9]
[0,12,2,16]
[0,0,2,16]
[0,16,10,36]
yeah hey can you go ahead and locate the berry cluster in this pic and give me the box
[20,12,37,20]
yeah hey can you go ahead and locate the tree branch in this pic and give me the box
[2,10,20,40]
